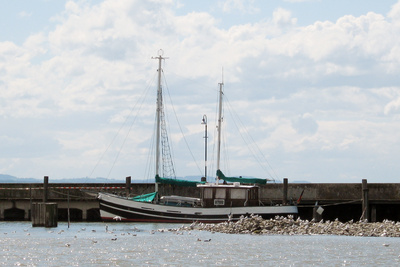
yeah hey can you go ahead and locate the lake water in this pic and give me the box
[1,221,400,266]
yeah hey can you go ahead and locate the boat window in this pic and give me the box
[231,189,246,199]
[215,188,226,199]
[203,188,213,199]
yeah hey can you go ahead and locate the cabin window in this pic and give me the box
[231,189,246,199]
[215,188,226,199]
[203,188,213,199]
[214,199,225,206]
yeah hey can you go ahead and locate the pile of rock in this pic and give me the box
[182,215,400,237]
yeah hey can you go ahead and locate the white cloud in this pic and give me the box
[384,97,400,115]
[388,1,400,22]
[291,113,318,135]
[272,7,297,27]
[1,0,400,182]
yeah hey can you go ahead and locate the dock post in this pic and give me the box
[24,207,30,220]
[43,176,49,203]
[29,184,32,220]
[371,205,376,222]
[362,179,369,222]
[32,202,58,227]
[126,176,131,197]
[31,176,58,227]
[282,178,288,205]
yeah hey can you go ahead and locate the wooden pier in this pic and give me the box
[1,178,400,222]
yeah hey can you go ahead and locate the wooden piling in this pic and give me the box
[31,203,58,227]
[282,178,288,205]
[126,176,131,197]
[29,184,32,220]
[371,205,376,223]
[362,179,369,221]
[67,190,70,228]
[43,176,49,202]
[31,176,58,227]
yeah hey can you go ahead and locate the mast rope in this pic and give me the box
[159,74,176,179]
[223,94,279,182]
[89,72,157,181]
[161,72,203,177]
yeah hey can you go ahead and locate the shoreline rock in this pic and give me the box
[180,215,400,237]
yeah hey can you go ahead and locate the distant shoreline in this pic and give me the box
[0,174,305,183]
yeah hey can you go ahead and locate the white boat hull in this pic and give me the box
[98,193,298,223]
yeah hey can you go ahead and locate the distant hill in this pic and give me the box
[0,174,40,183]
[0,174,124,183]
[0,174,203,183]
[0,174,309,183]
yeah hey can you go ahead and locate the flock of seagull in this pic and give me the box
[2,217,214,249]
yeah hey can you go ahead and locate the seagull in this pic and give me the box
[113,216,122,221]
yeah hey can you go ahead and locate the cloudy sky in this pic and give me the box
[1,0,400,183]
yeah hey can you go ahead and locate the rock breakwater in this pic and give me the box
[183,215,400,237]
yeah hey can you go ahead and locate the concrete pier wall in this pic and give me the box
[1,181,400,222]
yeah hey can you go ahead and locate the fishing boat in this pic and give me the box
[98,51,298,223]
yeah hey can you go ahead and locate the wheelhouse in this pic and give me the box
[198,183,260,208]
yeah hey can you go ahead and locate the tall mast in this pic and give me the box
[153,49,167,192]
[216,80,223,181]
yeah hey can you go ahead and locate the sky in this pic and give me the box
[1,0,400,183]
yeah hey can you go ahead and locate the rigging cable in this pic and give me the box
[223,94,279,182]
[88,72,157,180]
[161,71,203,177]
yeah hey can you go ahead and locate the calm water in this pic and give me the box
[1,222,400,266]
